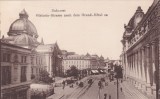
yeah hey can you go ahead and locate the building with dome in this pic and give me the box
[1,9,62,99]
[121,0,160,98]
[4,9,39,48]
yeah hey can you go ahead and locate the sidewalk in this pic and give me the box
[97,77,153,99]
[120,81,153,99]
[47,76,90,99]
[98,79,125,99]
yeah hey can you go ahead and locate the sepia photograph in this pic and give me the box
[0,0,159,99]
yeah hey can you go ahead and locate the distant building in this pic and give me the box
[62,53,91,73]
[62,51,105,75]
[37,43,63,77]
[121,0,160,98]
[104,58,110,68]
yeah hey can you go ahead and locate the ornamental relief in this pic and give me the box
[128,8,159,48]
[126,2,160,51]
[148,6,160,30]
[127,28,159,52]
[144,21,149,33]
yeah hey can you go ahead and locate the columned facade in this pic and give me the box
[121,0,160,98]
[124,41,159,98]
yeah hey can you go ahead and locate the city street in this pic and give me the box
[1,1,159,99]
[47,74,150,99]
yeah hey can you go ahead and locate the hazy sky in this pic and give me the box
[0,0,153,59]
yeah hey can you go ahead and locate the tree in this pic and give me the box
[39,69,53,83]
[114,66,123,78]
[66,65,79,78]
[66,69,71,76]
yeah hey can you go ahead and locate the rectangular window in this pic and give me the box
[24,56,27,63]
[3,53,6,62]
[7,54,11,62]
[21,56,24,63]
[31,57,34,65]
[1,66,11,85]
[21,66,27,82]
[21,56,27,63]
[3,53,11,62]
[40,58,42,65]
[36,57,38,64]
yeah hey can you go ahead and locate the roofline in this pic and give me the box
[1,39,31,51]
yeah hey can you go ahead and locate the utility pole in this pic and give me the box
[117,78,119,99]
[114,65,122,99]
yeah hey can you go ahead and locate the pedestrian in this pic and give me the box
[98,80,102,89]
[120,87,123,92]
[62,80,65,89]
[52,87,55,94]
[105,82,108,86]
[104,93,107,99]
[121,79,123,83]
[42,91,46,99]
[109,95,111,99]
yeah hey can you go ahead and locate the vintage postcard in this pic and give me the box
[0,0,159,99]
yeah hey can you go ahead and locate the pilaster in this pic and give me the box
[141,47,146,92]
[146,44,152,94]
[151,41,156,95]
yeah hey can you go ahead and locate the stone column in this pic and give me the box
[125,54,128,79]
[138,49,142,80]
[128,56,131,77]
[134,53,137,85]
[136,51,139,88]
[135,52,138,87]
[158,39,160,99]
[129,56,132,78]
[132,53,135,78]
[127,56,129,78]
[141,47,146,91]
[151,41,156,95]
[133,53,135,84]
[131,54,134,84]
[136,51,139,79]
[131,54,133,84]
[138,49,142,89]
[146,44,152,94]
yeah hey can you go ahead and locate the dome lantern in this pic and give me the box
[19,9,29,19]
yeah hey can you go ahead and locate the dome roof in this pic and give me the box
[14,34,39,47]
[8,9,38,38]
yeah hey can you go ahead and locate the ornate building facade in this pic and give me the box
[1,42,31,99]
[36,43,63,77]
[62,51,105,74]
[1,9,62,99]
[121,0,160,98]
